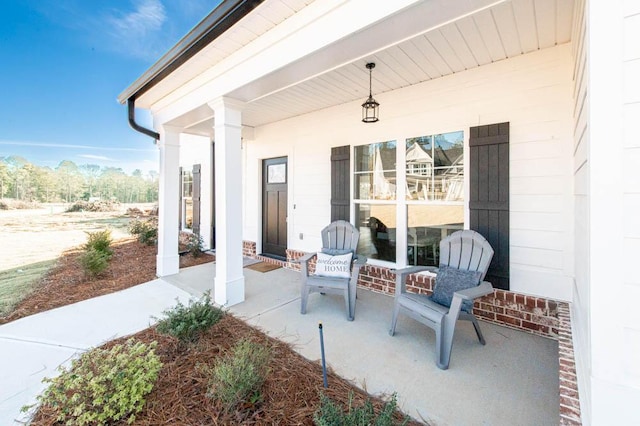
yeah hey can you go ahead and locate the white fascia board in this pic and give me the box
[150,0,505,127]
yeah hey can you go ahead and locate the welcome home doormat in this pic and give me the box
[244,262,282,273]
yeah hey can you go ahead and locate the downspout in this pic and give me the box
[127,98,159,141]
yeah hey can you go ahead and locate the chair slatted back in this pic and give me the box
[439,230,494,281]
[322,220,359,252]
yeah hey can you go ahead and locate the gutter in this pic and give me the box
[120,0,264,140]
[128,98,159,141]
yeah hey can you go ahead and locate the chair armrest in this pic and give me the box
[454,281,493,301]
[353,254,367,265]
[391,266,436,295]
[296,252,317,264]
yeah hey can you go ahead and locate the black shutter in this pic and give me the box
[192,164,201,235]
[331,146,350,222]
[178,166,183,229]
[469,122,509,290]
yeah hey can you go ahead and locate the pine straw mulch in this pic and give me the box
[31,314,420,425]
[0,238,214,325]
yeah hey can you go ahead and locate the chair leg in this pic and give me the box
[437,318,456,370]
[301,285,309,314]
[470,315,486,345]
[344,288,353,321]
[389,300,400,336]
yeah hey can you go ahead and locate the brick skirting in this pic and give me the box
[284,247,582,424]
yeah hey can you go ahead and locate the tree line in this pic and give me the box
[0,156,158,203]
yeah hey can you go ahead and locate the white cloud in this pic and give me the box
[78,154,113,161]
[0,140,156,153]
[105,0,168,60]
[109,0,166,38]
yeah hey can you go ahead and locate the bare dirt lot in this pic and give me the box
[0,203,149,272]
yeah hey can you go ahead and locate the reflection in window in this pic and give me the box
[406,131,465,266]
[354,141,397,200]
[407,205,464,266]
[354,141,397,262]
[182,171,193,230]
[355,203,396,262]
[405,132,464,201]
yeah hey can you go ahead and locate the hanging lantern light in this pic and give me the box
[362,62,379,123]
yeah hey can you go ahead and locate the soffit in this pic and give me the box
[237,0,575,128]
[135,0,314,109]
[162,0,574,135]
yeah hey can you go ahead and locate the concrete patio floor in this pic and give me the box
[164,262,560,425]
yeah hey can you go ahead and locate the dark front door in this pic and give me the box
[262,157,288,259]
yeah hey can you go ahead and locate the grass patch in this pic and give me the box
[0,260,55,316]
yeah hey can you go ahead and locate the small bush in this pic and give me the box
[83,229,113,255]
[80,248,111,278]
[186,233,204,257]
[203,338,272,413]
[36,339,162,425]
[129,218,158,245]
[314,392,406,426]
[155,292,224,343]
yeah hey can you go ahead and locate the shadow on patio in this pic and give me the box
[162,262,559,425]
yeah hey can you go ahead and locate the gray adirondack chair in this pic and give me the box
[389,229,494,369]
[299,220,367,321]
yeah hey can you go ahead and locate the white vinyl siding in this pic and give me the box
[245,44,574,300]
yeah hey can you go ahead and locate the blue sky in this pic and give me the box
[0,0,219,174]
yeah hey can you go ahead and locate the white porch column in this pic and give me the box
[156,126,181,276]
[209,97,245,306]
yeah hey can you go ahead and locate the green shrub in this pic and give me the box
[80,248,111,278]
[203,338,272,413]
[314,392,406,426]
[36,339,162,425]
[186,233,204,257]
[155,292,224,343]
[128,218,158,245]
[83,229,113,256]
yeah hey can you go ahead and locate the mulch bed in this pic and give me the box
[31,314,419,425]
[0,238,214,324]
[5,238,423,425]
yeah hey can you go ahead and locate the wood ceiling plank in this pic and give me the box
[413,34,453,77]
[472,9,507,62]
[491,2,523,57]
[440,22,479,70]
[454,16,493,66]
[426,30,465,73]
[556,0,575,43]
[398,39,439,80]
[534,0,557,48]
[511,0,539,53]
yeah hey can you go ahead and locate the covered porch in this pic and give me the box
[162,262,559,425]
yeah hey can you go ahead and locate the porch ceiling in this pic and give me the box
[163,0,574,136]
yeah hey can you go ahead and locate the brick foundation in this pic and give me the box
[242,240,257,258]
[557,302,582,424]
[285,248,582,424]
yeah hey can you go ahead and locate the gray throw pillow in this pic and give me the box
[431,265,482,312]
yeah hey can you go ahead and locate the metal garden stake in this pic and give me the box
[319,322,328,388]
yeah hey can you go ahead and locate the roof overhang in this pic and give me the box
[119,0,574,137]
[117,0,264,104]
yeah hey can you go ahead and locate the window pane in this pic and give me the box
[407,204,464,266]
[184,198,193,230]
[182,171,193,197]
[355,203,396,262]
[406,131,464,201]
[354,141,396,200]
